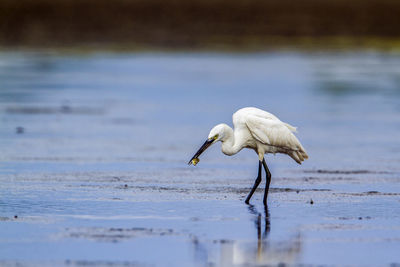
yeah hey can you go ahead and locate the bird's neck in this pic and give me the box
[221,126,242,156]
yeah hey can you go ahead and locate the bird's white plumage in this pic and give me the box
[213,107,308,164]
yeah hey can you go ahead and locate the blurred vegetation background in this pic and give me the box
[1,0,400,50]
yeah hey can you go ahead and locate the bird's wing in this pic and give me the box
[244,114,303,152]
[234,107,297,133]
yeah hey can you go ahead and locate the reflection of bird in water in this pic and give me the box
[219,205,302,266]
[248,204,271,261]
[188,107,308,205]
[248,204,270,238]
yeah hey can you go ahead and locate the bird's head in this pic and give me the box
[208,123,228,142]
[188,124,228,166]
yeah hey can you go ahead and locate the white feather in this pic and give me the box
[227,107,308,164]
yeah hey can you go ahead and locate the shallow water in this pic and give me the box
[1,51,400,266]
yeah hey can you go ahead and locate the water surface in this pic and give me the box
[1,51,400,266]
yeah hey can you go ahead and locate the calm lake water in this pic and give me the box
[1,51,400,266]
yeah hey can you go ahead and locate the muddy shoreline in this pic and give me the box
[1,0,400,50]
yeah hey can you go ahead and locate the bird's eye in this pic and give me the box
[214,134,219,140]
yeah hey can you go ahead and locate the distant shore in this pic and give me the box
[1,0,400,50]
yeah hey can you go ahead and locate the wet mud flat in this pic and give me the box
[1,51,400,266]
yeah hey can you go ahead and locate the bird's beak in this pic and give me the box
[188,139,214,165]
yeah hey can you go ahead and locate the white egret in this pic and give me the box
[188,107,308,205]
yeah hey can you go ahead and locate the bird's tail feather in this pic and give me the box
[290,149,309,164]
[301,149,309,160]
[289,151,302,164]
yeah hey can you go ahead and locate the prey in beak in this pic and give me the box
[188,139,214,166]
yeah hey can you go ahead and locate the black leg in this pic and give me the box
[245,161,262,204]
[262,158,271,205]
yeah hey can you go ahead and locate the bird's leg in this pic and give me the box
[245,161,262,204]
[262,158,271,205]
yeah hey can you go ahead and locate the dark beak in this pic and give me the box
[188,139,214,165]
